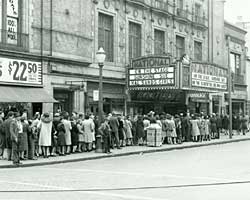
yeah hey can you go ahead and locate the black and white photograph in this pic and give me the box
[0,0,250,199]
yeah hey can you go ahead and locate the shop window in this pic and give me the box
[129,21,141,59]
[98,13,114,62]
[230,52,241,74]
[194,41,202,61]
[154,29,165,55]
[176,35,185,59]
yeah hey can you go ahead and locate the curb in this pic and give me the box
[1,137,250,169]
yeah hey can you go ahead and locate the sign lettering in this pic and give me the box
[128,56,175,88]
[7,17,17,44]
[0,57,42,86]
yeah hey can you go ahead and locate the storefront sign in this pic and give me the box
[7,0,19,18]
[191,63,227,91]
[128,56,175,88]
[0,57,42,86]
[7,17,18,44]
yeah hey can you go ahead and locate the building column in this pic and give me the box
[209,93,213,115]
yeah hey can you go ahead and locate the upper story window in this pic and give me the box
[195,3,201,17]
[154,29,165,55]
[176,35,185,59]
[129,22,141,60]
[194,41,202,61]
[155,0,163,9]
[230,52,241,74]
[98,13,114,62]
[177,0,184,9]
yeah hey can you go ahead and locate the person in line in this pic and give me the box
[62,113,72,154]
[70,113,79,153]
[210,113,217,139]
[166,114,177,144]
[57,117,66,156]
[190,114,201,142]
[38,113,53,158]
[31,112,40,158]
[0,111,4,159]
[124,115,133,146]
[3,111,14,161]
[77,113,84,152]
[82,115,95,152]
[19,116,29,160]
[98,117,112,154]
[10,112,21,165]
[109,112,121,149]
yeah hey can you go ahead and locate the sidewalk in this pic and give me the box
[1,134,250,168]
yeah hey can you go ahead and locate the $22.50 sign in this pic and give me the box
[0,57,42,86]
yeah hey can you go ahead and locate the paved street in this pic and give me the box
[1,141,250,200]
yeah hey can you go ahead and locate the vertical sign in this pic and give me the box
[7,0,19,17]
[93,90,99,101]
[6,0,19,45]
[7,17,17,44]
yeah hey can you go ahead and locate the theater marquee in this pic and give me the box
[191,62,227,91]
[128,56,175,89]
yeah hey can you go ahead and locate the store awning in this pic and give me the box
[0,86,57,103]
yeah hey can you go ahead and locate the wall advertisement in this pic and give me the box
[0,57,42,86]
[191,62,228,91]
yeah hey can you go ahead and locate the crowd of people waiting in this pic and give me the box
[0,109,249,166]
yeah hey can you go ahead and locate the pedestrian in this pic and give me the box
[124,115,133,146]
[182,112,192,142]
[0,111,4,159]
[62,113,72,154]
[241,114,248,135]
[216,114,222,139]
[2,111,14,161]
[70,114,79,153]
[174,114,182,144]
[190,114,201,142]
[38,113,53,158]
[82,115,95,151]
[118,116,125,147]
[19,116,29,160]
[166,114,177,144]
[135,115,144,146]
[98,117,112,154]
[204,115,211,141]
[10,112,21,165]
[57,117,66,156]
[77,114,84,152]
[199,115,206,142]
[210,113,217,139]
[31,112,40,157]
[109,112,121,149]
[160,113,167,144]
[143,116,150,145]
[222,115,229,135]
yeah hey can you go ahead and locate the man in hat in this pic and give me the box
[10,112,22,165]
[109,112,121,149]
[2,111,14,161]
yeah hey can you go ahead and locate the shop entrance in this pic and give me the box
[54,89,74,114]
[32,103,42,116]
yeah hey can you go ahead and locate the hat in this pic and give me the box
[43,113,50,118]
[166,114,172,119]
[54,113,60,117]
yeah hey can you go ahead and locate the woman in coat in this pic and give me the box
[82,115,95,151]
[57,117,66,155]
[38,113,53,158]
[124,116,133,146]
[70,115,79,153]
[190,114,200,142]
[166,114,177,144]
[241,115,248,135]
[62,114,72,154]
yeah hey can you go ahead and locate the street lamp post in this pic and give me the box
[227,36,233,139]
[96,47,106,125]
[95,47,106,153]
